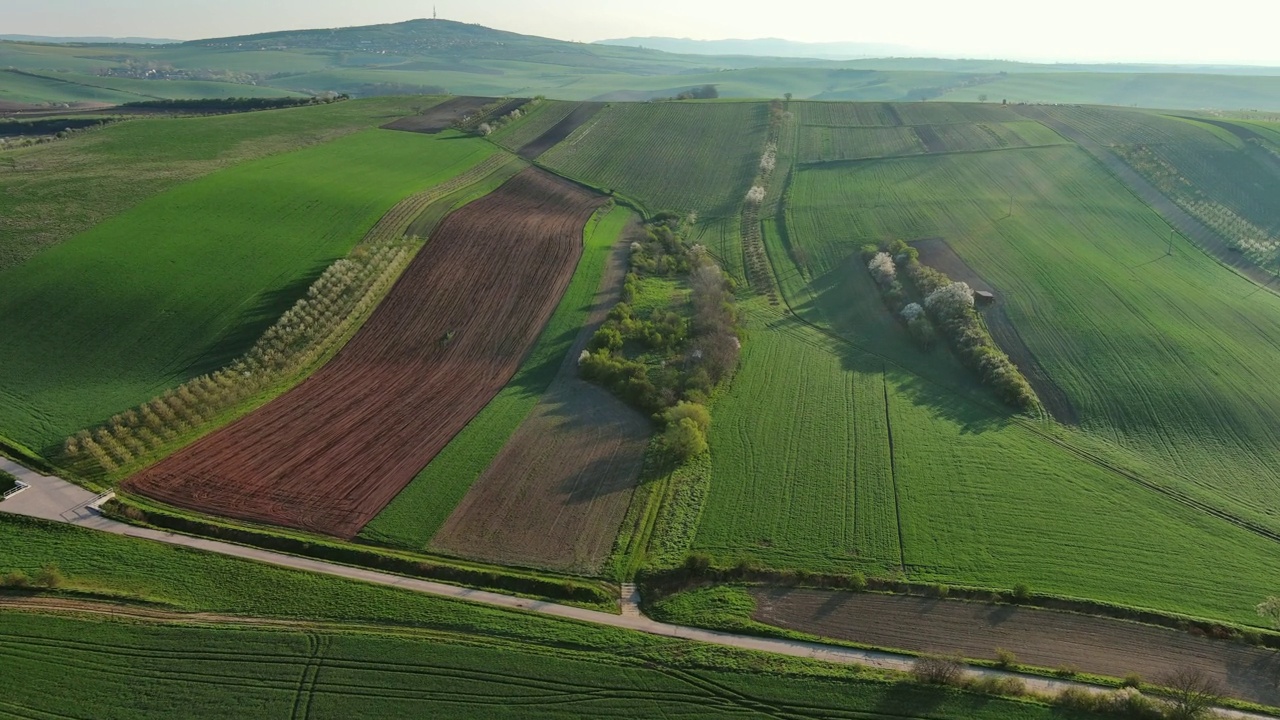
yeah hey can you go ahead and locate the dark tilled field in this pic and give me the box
[752,589,1280,708]
[381,96,493,134]
[125,168,604,538]
[518,102,606,160]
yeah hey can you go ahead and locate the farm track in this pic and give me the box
[752,589,1280,708]
[125,168,604,538]
[430,228,650,574]
[0,460,1274,719]
[1015,107,1280,294]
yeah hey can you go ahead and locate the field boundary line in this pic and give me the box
[881,366,906,571]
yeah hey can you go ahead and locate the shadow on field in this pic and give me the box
[183,261,330,380]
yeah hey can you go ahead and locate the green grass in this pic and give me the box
[693,305,1280,626]
[17,69,306,102]
[0,128,498,455]
[0,612,1105,720]
[540,102,768,218]
[489,99,581,152]
[0,69,140,105]
[788,145,1280,536]
[361,204,635,548]
[0,96,442,270]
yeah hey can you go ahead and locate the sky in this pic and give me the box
[8,0,1280,66]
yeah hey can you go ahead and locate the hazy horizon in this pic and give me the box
[8,0,1280,67]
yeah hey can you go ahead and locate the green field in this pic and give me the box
[783,145,1280,535]
[0,612,1104,720]
[1041,106,1280,267]
[362,204,635,548]
[0,96,442,270]
[540,102,768,218]
[0,127,498,454]
[693,305,1280,626]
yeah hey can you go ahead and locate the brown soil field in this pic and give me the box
[517,102,606,160]
[753,589,1280,707]
[125,168,604,538]
[431,224,650,574]
[381,96,493,134]
[913,237,1079,424]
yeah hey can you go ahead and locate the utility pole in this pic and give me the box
[1166,228,1174,256]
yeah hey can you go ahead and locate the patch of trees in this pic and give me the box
[656,85,719,102]
[580,214,741,461]
[64,237,418,474]
[862,240,1037,411]
[0,117,114,139]
[120,95,348,112]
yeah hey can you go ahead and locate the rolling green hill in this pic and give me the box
[0,124,498,454]
[3,19,1280,110]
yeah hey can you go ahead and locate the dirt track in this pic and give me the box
[431,227,649,574]
[753,589,1280,707]
[126,168,603,538]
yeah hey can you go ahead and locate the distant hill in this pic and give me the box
[597,36,916,60]
[0,34,180,45]
[2,18,1279,110]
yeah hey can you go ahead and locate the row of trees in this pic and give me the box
[64,238,418,473]
[579,216,741,460]
[863,241,1037,411]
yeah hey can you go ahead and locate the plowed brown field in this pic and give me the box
[753,589,1280,707]
[125,168,603,538]
[431,230,649,574]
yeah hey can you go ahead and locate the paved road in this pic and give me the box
[0,455,1270,719]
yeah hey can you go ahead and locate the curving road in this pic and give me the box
[0,455,1271,719]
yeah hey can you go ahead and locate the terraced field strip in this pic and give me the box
[540,102,768,218]
[430,213,648,575]
[381,96,493,133]
[360,152,524,242]
[125,169,604,538]
[751,589,1280,708]
[489,100,581,152]
[361,205,634,548]
[517,102,606,160]
[694,324,899,573]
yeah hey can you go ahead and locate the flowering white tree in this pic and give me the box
[901,302,924,322]
[867,252,897,286]
[745,186,766,204]
[924,281,974,319]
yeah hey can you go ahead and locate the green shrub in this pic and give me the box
[994,647,1017,669]
[1,570,30,588]
[848,572,868,592]
[1011,583,1032,602]
[664,417,708,460]
[33,564,63,589]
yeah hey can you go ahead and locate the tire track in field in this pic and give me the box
[881,366,906,570]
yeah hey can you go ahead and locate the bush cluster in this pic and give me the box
[863,240,1036,410]
[580,216,741,461]
[65,238,417,473]
[0,564,64,590]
